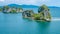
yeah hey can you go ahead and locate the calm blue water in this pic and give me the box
[0,8,60,34]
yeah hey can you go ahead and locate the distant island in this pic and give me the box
[0,5,23,13]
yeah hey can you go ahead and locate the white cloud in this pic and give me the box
[39,0,49,2]
[13,0,37,5]
[0,0,4,2]
[16,0,50,6]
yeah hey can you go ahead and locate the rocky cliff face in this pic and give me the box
[22,10,34,18]
[38,5,51,21]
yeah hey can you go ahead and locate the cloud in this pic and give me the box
[0,0,4,2]
[13,0,37,5]
[38,0,48,2]
[15,0,50,5]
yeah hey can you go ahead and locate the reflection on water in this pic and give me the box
[36,21,50,34]
[22,18,33,22]
[22,18,50,34]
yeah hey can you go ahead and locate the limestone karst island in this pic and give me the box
[0,4,51,22]
[22,5,51,22]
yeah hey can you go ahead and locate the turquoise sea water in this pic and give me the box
[0,8,60,34]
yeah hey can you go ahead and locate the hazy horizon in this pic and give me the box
[0,0,60,7]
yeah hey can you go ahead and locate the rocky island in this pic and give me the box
[22,5,51,22]
[0,6,23,13]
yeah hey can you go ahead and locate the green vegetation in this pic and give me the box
[32,13,41,20]
[0,8,2,11]
[32,12,44,20]
[4,6,9,10]
[10,9,16,13]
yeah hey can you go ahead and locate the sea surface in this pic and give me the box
[0,7,60,34]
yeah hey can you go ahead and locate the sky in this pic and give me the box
[0,0,60,7]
